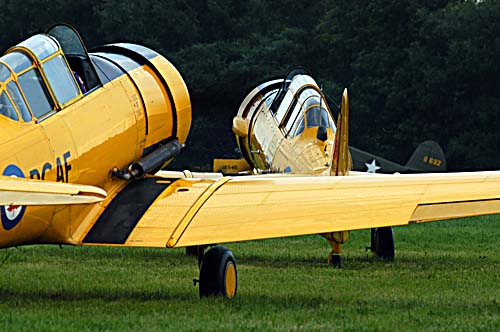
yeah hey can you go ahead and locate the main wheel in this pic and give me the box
[199,246,237,299]
[370,227,395,261]
[328,252,342,268]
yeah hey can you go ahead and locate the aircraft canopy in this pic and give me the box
[0,34,83,122]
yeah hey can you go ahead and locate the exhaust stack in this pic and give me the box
[113,139,182,180]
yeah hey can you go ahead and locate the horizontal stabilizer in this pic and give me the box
[0,176,106,205]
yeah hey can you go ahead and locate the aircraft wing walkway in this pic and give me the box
[83,178,173,244]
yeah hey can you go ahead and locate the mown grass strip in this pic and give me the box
[0,216,499,331]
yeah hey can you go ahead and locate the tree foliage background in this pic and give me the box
[0,0,498,170]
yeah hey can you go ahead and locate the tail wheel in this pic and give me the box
[199,246,237,299]
[370,227,395,261]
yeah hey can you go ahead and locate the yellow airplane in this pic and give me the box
[2,26,500,300]
[214,67,500,266]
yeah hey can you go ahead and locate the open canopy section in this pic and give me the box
[47,24,101,92]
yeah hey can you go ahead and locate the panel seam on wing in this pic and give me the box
[166,177,231,248]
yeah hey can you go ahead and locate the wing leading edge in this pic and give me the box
[80,171,500,248]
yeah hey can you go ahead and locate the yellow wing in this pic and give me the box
[0,175,106,205]
[80,171,500,248]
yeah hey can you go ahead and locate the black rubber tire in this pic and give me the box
[330,254,342,268]
[371,227,395,261]
[199,246,237,299]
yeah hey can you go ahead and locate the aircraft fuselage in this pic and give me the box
[0,28,191,248]
[233,70,337,175]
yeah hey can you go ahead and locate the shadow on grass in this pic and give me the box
[0,287,196,303]
[1,283,498,314]
[233,250,494,271]
[5,245,192,265]
[7,244,495,274]
[237,253,326,268]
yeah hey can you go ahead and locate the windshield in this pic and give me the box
[0,91,18,121]
[288,93,336,137]
[306,106,331,128]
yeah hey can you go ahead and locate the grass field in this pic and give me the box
[0,216,499,331]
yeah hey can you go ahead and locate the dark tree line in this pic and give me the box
[0,0,498,170]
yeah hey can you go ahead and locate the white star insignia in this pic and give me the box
[365,159,381,173]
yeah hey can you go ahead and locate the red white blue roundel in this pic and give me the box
[1,165,26,230]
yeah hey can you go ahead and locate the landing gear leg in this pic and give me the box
[186,245,207,267]
[369,227,395,261]
[322,231,350,268]
[327,246,342,268]
[185,246,198,256]
[198,246,238,299]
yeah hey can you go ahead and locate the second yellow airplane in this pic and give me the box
[1,26,500,299]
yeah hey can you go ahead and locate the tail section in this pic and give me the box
[405,140,446,172]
